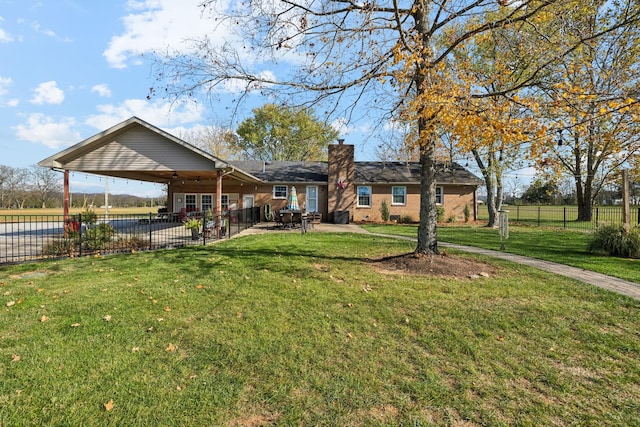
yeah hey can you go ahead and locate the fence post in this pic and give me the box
[537,206,541,227]
[149,213,153,250]
[78,213,82,258]
[596,207,599,225]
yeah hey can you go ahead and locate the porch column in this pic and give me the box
[216,170,223,238]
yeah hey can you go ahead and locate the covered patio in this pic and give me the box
[38,116,263,237]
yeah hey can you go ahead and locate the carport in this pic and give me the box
[38,116,262,236]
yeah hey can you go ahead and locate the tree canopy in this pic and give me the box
[235,104,338,161]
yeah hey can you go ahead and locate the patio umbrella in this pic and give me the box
[287,186,299,211]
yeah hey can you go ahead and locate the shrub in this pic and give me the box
[41,238,77,257]
[436,206,445,222]
[588,224,640,259]
[463,204,470,223]
[83,223,116,251]
[447,215,457,223]
[380,200,390,222]
[399,214,414,224]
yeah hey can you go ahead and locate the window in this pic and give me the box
[221,194,229,210]
[392,186,406,205]
[357,186,372,207]
[436,187,443,205]
[185,194,197,211]
[201,194,213,213]
[273,185,288,199]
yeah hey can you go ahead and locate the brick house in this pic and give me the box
[39,116,482,223]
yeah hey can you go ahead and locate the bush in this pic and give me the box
[447,215,457,223]
[398,214,414,224]
[83,223,116,251]
[380,200,390,222]
[463,204,470,223]
[588,224,640,259]
[41,238,77,257]
[436,206,445,222]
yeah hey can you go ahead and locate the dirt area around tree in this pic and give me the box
[370,252,498,279]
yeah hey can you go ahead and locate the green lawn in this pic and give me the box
[1,232,640,425]
[361,224,640,284]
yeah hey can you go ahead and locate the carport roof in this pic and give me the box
[38,116,262,185]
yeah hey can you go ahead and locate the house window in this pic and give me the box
[185,194,197,211]
[221,194,229,210]
[201,194,213,213]
[357,186,372,207]
[392,186,406,205]
[273,185,288,199]
[436,187,443,205]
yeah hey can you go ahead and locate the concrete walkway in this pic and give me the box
[239,222,640,301]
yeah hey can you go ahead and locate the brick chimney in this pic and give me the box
[328,140,355,223]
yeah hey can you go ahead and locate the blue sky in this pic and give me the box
[0,0,377,197]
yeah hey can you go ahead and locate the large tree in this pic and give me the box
[236,103,338,161]
[151,0,639,254]
[532,0,640,221]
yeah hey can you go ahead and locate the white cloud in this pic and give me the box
[30,81,65,105]
[85,98,202,130]
[14,114,81,149]
[91,83,112,97]
[31,22,56,38]
[0,16,14,43]
[104,0,228,69]
[0,76,12,95]
[7,99,19,107]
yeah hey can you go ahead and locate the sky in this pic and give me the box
[0,0,374,197]
[0,0,535,198]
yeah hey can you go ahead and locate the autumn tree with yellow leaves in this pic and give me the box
[532,1,640,221]
[151,0,640,254]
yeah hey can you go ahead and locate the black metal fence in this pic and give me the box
[0,207,260,265]
[479,205,640,231]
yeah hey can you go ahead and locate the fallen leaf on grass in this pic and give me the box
[104,399,114,411]
[132,347,140,353]
[165,343,177,352]
[11,354,20,362]
[164,306,171,312]
[40,315,49,323]
[195,284,204,289]
[6,301,15,307]
[102,315,112,322]
[70,323,80,327]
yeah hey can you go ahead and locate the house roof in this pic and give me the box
[38,116,262,184]
[231,160,483,186]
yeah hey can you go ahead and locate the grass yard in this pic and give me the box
[1,232,640,425]
[361,224,640,284]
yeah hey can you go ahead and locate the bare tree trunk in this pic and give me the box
[416,136,439,255]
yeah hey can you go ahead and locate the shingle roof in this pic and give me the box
[230,160,483,186]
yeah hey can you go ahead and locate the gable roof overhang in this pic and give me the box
[38,116,263,185]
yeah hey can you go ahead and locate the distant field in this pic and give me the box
[0,207,158,222]
[0,207,158,215]
[477,204,640,230]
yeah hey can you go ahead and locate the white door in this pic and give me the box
[243,195,255,209]
[242,195,255,222]
[306,186,318,212]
